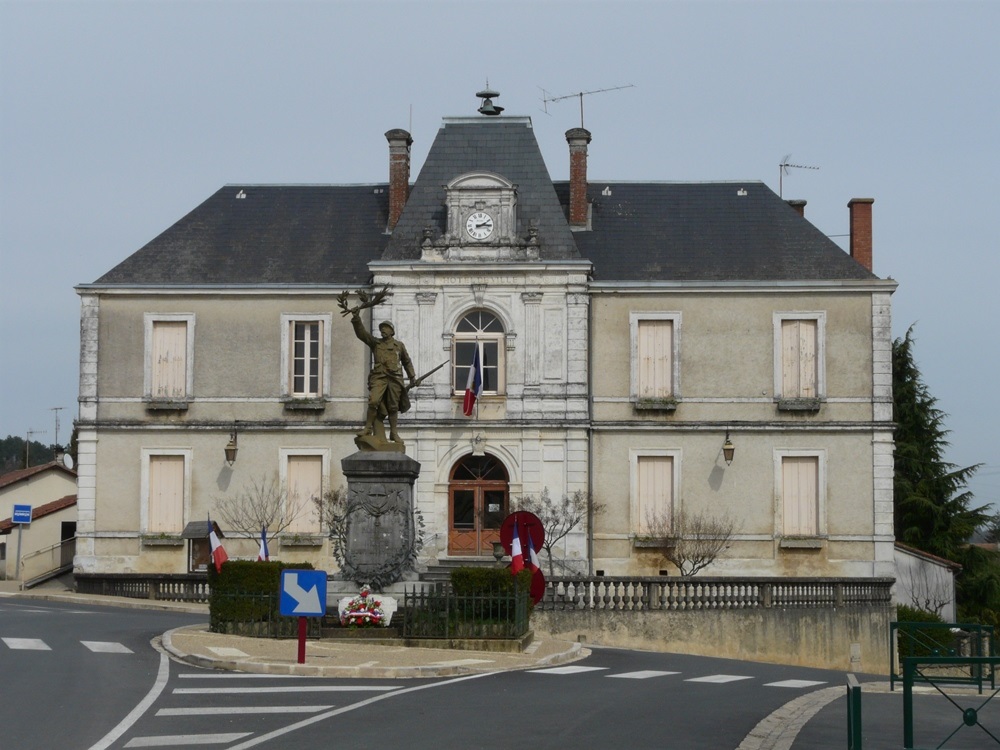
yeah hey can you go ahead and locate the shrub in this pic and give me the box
[209,560,315,635]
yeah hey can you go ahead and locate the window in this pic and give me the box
[777,452,825,539]
[774,313,825,403]
[281,314,332,398]
[453,310,505,395]
[144,314,195,401]
[144,453,186,533]
[285,454,323,534]
[630,313,681,406]
[630,450,679,536]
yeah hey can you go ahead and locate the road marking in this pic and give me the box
[206,647,248,657]
[82,641,134,653]
[177,673,308,679]
[174,686,398,695]
[764,679,827,688]
[156,706,333,716]
[88,650,171,750]
[2,637,50,650]
[529,666,608,675]
[429,658,495,667]
[609,670,681,679]
[685,674,755,684]
[124,733,251,747]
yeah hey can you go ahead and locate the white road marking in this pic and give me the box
[174,685,398,695]
[2,637,50,650]
[82,641,134,653]
[206,647,248,657]
[87,650,171,750]
[429,658,495,667]
[124,733,251,747]
[686,674,754,684]
[609,670,681,679]
[764,679,827,688]
[529,665,608,675]
[156,706,333,716]
[177,673,307,679]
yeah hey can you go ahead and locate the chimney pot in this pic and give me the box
[787,199,807,217]
[848,198,875,272]
[385,129,413,231]
[566,127,592,228]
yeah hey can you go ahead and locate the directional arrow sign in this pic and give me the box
[279,569,327,617]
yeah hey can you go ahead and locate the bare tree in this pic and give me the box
[214,473,308,545]
[898,563,952,617]
[641,509,739,577]
[513,489,603,576]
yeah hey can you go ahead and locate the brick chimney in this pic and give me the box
[566,127,592,228]
[787,199,807,217]
[385,129,413,231]
[848,198,874,272]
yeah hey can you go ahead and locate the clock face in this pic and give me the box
[465,211,495,240]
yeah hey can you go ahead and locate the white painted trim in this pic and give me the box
[143,313,195,400]
[773,449,827,538]
[140,448,193,533]
[280,313,333,398]
[772,311,826,399]
[629,312,682,401]
[629,448,682,535]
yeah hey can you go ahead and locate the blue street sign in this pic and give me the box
[12,505,32,524]
[279,569,328,617]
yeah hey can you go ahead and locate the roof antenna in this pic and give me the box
[540,84,635,128]
[779,154,820,198]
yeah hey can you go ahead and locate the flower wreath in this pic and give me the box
[340,585,387,628]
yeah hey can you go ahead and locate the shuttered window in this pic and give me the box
[782,455,819,536]
[148,455,185,533]
[286,455,323,533]
[636,455,673,535]
[637,319,673,399]
[780,318,818,398]
[151,321,188,399]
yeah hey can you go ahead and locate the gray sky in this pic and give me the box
[1,0,996,511]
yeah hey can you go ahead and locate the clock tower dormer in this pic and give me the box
[444,172,517,247]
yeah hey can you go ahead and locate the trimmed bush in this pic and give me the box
[209,560,315,636]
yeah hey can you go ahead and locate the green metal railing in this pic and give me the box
[402,587,529,639]
[892,621,995,692]
[902,656,1000,748]
[846,674,863,749]
[209,590,320,638]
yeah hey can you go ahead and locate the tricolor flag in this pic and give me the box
[510,519,524,575]
[208,516,229,573]
[462,346,483,417]
[526,531,541,574]
[257,526,269,562]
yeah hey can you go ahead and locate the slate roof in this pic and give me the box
[94,185,391,285]
[90,116,878,286]
[383,117,580,261]
[556,181,877,282]
[0,494,76,534]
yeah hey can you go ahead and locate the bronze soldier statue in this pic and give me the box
[350,312,416,443]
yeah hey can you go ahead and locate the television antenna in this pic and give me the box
[539,84,635,128]
[50,406,65,448]
[779,154,820,198]
[25,428,46,467]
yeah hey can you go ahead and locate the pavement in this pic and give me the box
[3,578,997,749]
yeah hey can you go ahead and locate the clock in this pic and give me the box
[465,211,495,240]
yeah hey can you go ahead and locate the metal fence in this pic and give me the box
[209,590,321,639]
[902,656,1000,748]
[891,621,995,692]
[402,587,530,639]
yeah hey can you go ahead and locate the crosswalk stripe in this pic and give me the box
[2,637,50,650]
[529,666,608,675]
[82,641,133,654]
[608,670,681,679]
[765,679,827,688]
[685,674,754,684]
[173,686,398,695]
[124,732,251,747]
[157,706,333,716]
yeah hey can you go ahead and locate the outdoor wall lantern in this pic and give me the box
[722,430,735,466]
[224,423,239,466]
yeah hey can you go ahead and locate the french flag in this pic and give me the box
[526,532,541,574]
[462,346,483,417]
[208,516,229,573]
[257,526,269,562]
[510,520,524,575]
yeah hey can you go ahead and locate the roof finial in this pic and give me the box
[476,83,503,116]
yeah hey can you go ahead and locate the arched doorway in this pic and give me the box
[448,454,509,555]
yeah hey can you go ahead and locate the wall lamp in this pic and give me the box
[224,422,239,466]
[722,429,735,466]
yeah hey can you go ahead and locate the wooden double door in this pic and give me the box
[448,454,509,556]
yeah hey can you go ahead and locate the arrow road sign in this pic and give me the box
[12,505,32,524]
[279,570,328,617]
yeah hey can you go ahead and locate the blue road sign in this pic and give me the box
[279,569,328,617]
[12,504,32,524]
